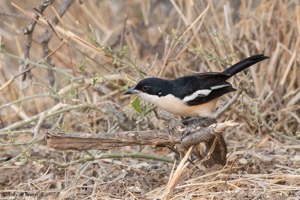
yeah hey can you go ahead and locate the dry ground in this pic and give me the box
[0,0,300,199]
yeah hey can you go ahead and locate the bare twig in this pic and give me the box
[212,90,241,119]
[0,103,101,133]
[13,0,54,80]
[0,42,65,92]
[40,0,74,87]
[33,113,46,140]
[44,153,174,168]
[0,9,30,20]
[0,113,46,166]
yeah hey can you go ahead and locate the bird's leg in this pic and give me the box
[181,116,191,125]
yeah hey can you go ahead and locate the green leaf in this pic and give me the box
[92,78,98,86]
[131,97,143,115]
[25,151,31,158]
[78,61,86,72]
[0,41,5,52]
[69,83,76,96]
[120,45,128,56]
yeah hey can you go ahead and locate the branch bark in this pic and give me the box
[46,118,238,166]
[19,0,54,80]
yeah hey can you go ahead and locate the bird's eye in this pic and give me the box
[142,85,149,91]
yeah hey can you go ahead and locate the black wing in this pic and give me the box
[171,73,235,105]
[184,85,236,106]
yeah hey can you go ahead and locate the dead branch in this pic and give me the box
[46,117,238,166]
[18,0,54,80]
[40,0,74,87]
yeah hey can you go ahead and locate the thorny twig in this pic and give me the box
[19,0,54,80]
[0,103,102,133]
[40,0,74,87]
[0,113,46,166]
[44,153,174,168]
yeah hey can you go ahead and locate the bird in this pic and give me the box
[124,54,269,117]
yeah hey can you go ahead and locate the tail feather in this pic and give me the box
[222,54,269,76]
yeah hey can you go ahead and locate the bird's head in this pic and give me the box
[124,78,171,103]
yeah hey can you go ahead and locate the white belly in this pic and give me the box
[138,93,218,117]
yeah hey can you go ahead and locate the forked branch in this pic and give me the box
[46,118,238,166]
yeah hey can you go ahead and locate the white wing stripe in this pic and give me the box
[183,89,211,102]
[210,84,230,90]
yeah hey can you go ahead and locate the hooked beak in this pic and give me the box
[124,87,138,95]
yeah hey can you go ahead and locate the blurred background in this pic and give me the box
[0,0,299,199]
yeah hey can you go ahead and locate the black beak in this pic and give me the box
[124,87,138,94]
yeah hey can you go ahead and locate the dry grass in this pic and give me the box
[0,0,299,199]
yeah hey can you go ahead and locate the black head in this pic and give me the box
[124,77,171,96]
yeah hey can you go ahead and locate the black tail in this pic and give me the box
[222,54,269,76]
